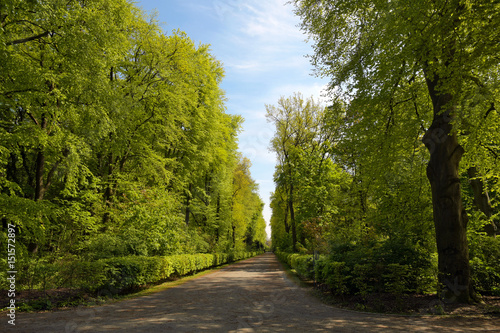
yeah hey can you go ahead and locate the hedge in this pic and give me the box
[1,251,262,294]
[275,250,434,295]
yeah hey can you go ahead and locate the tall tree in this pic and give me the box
[0,0,134,253]
[293,0,500,302]
[267,93,334,251]
[0,0,259,259]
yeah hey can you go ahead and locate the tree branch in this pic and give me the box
[6,31,51,46]
[19,146,34,188]
[26,112,39,126]
[44,148,70,191]
[484,102,495,120]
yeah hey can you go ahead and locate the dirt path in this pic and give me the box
[2,253,499,332]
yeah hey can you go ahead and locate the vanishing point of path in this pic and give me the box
[3,253,500,332]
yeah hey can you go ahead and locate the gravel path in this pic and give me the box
[2,253,499,332]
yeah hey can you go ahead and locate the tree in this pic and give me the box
[0,0,263,261]
[0,0,134,253]
[267,93,345,252]
[267,94,318,251]
[292,0,500,302]
[230,157,266,250]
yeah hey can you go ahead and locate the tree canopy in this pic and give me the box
[272,0,500,303]
[0,0,266,272]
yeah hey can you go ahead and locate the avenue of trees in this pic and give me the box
[270,0,500,303]
[0,0,266,291]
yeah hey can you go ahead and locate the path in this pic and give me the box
[2,253,499,332]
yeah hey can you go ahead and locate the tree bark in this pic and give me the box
[289,183,297,252]
[467,167,496,236]
[423,79,476,303]
[216,194,221,218]
[283,205,290,234]
[34,115,48,201]
[102,153,114,225]
[232,225,236,249]
[34,149,46,201]
[185,184,193,226]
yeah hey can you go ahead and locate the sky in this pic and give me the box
[135,0,328,238]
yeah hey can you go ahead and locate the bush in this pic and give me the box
[291,255,314,280]
[276,244,436,296]
[469,236,500,296]
[352,263,381,295]
[383,263,412,294]
[2,251,262,294]
[316,258,350,295]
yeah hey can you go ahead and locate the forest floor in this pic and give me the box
[1,253,499,332]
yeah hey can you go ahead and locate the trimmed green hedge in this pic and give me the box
[2,251,261,294]
[276,250,435,295]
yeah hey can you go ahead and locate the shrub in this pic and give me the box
[469,236,500,296]
[382,263,411,294]
[292,255,314,280]
[276,245,436,296]
[8,251,262,294]
[352,263,381,295]
[316,259,350,295]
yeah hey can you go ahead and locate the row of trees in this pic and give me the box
[270,0,500,303]
[0,0,266,264]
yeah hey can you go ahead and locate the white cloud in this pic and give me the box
[230,61,259,71]
[269,82,330,103]
[173,0,329,229]
[238,127,276,162]
[208,0,311,75]
[240,2,302,40]
[137,0,330,232]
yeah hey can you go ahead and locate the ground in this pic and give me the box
[1,253,499,332]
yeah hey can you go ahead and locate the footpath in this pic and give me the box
[2,253,499,332]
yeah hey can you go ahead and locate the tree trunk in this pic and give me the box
[216,194,220,218]
[467,167,496,236]
[185,184,193,226]
[34,148,46,201]
[232,224,236,249]
[34,115,48,201]
[283,202,290,234]
[423,80,476,303]
[102,153,114,225]
[289,184,297,252]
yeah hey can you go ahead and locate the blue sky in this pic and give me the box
[135,0,328,237]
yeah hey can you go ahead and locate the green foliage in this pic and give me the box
[469,236,500,296]
[277,248,436,296]
[291,255,315,280]
[268,93,346,253]
[0,0,266,296]
[287,0,500,302]
[231,157,267,251]
[268,92,439,296]
[268,0,500,301]
[0,252,262,294]
[315,259,350,296]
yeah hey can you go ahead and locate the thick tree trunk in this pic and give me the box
[423,80,476,303]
